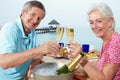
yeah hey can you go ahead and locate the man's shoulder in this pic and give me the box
[2,20,20,32]
[3,20,18,28]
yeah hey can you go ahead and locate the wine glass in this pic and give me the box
[66,27,74,42]
[56,27,65,57]
[66,27,74,58]
[56,27,64,42]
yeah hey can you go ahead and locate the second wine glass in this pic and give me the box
[66,27,74,58]
[66,27,74,42]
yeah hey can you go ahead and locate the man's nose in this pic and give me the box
[33,16,39,23]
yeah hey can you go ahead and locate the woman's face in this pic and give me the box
[22,6,45,32]
[88,10,113,38]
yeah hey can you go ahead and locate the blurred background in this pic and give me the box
[0,0,120,50]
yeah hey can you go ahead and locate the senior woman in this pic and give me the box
[69,3,120,80]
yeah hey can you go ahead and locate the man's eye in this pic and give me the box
[31,13,35,17]
[37,17,41,21]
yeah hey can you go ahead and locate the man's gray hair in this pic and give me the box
[22,0,46,18]
[88,2,115,30]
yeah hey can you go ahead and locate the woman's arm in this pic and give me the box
[81,58,120,80]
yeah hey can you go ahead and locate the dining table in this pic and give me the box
[28,55,98,80]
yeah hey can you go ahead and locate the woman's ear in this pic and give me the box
[108,18,114,28]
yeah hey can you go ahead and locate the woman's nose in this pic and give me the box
[92,22,97,28]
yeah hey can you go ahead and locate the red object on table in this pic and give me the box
[73,73,86,80]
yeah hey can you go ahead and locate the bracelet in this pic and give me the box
[80,59,88,67]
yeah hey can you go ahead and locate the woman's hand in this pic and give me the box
[68,41,82,58]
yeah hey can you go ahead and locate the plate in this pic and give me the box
[54,55,69,59]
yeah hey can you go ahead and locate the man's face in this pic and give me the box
[22,7,45,31]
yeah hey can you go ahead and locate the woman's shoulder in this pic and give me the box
[111,32,120,42]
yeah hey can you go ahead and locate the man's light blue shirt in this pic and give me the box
[0,17,36,80]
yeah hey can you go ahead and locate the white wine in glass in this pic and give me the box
[56,27,64,42]
[66,27,74,42]
[56,27,65,57]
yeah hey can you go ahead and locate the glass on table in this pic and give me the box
[82,44,89,53]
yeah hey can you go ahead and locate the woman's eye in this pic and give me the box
[90,22,93,24]
[98,20,102,22]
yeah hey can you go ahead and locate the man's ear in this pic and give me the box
[21,9,27,16]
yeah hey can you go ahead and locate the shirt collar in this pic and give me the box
[16,17,32,39]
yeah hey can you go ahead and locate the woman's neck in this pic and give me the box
[102,30,115,46]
